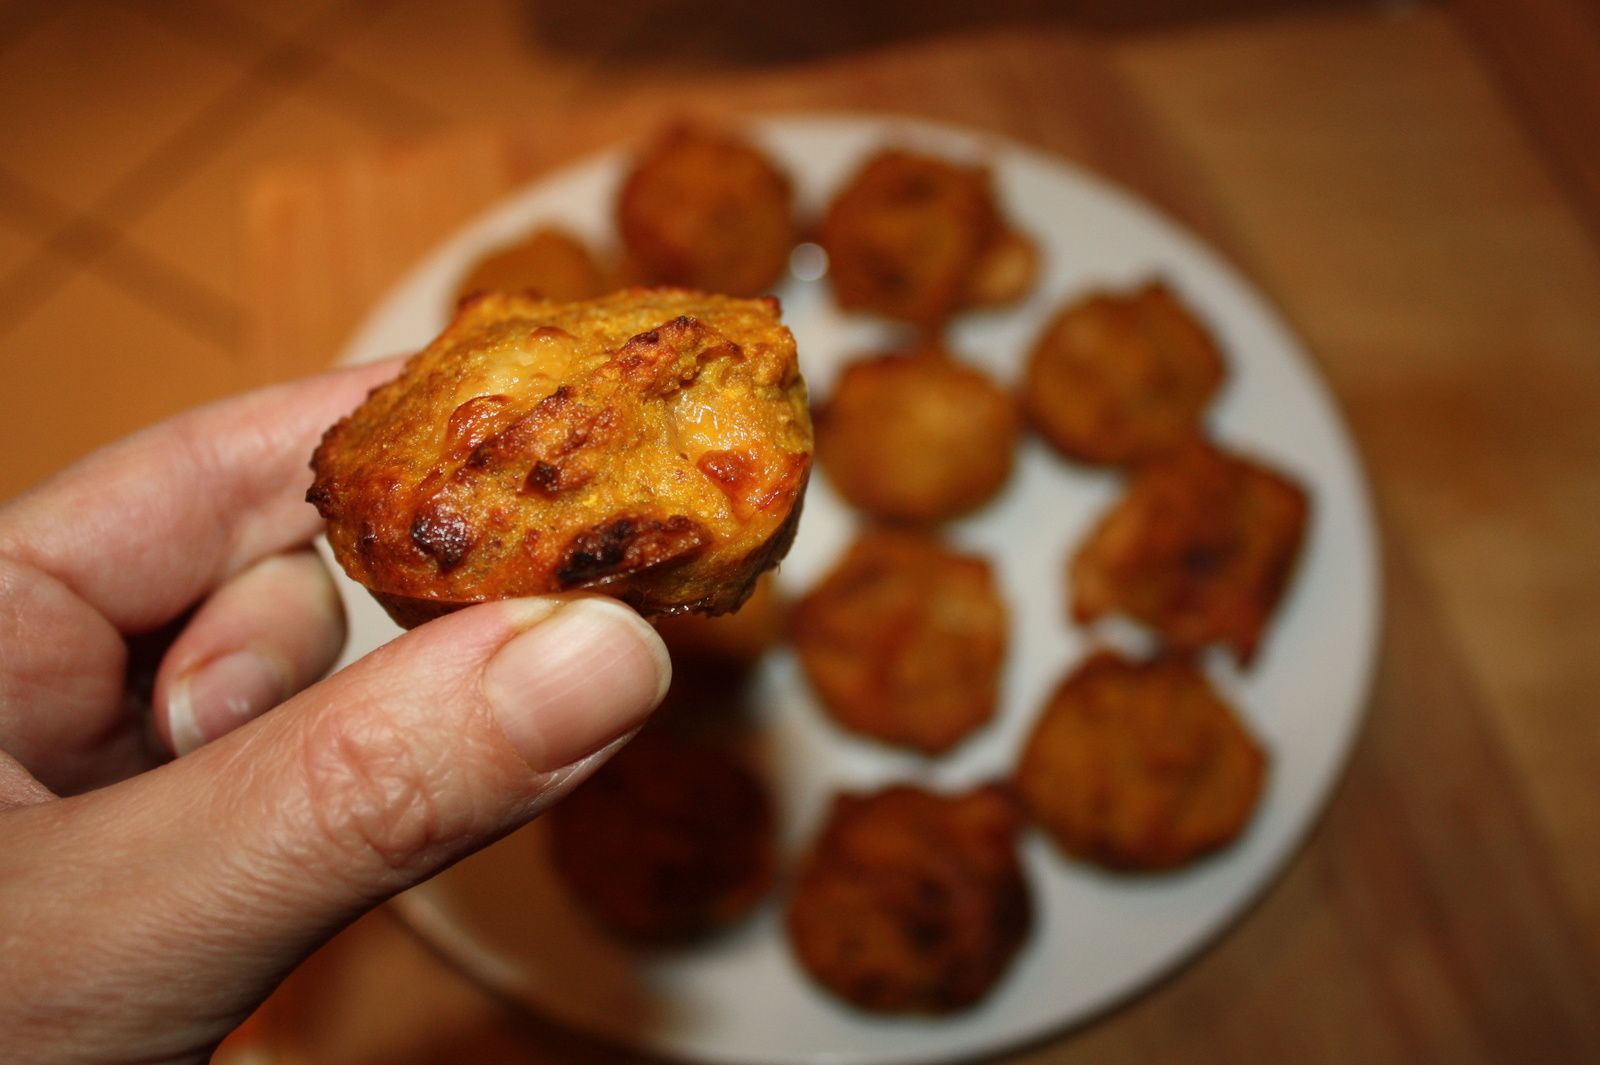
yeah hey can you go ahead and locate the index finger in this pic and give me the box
[0,357,404,633]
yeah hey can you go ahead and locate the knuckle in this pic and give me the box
[295,708,458,878]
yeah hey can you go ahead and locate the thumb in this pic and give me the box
[0,595,669,1064]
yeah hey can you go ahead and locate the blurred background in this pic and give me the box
[1,0,1597,1062]
[2,0,1597,500]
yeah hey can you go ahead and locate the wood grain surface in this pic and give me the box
[244,8,1600,1062]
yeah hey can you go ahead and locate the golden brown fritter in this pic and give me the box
[820,149,1037,328]
[1015,651,1266,871]
[309,289,812,627]
[654,571,786,667]
[453,226,612,305]
[815,348,1019,523]
[548,731,775,943]
[1070,442,1308,666]
[1023,281,1225,467]
[787,784,1031,1014]
[791,531,1007,755]
[616,123,797,297]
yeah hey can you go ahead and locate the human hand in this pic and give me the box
[0,363,671,1064]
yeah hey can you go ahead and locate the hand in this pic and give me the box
[0,363,671,1064]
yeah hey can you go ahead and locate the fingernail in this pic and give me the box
[168,650,291,756]
[483,598,671,771]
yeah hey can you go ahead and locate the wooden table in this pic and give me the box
[242,7,1600,1062]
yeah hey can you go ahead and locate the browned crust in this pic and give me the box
[368,470,806,628]
[653,571,787,667]
[1022,281,1226,467]
[790,529,1007,754]
[310,288,811,626]
[1015,651,1267,871]
[820,149,1036,328]
[616,121,797,297]
[786,783,1032,1014]
[1068,441,1309,665]
[814,347,1018,523]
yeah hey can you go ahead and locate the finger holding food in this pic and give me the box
[1023,281,1225,467]
[791,530,1007,755]
[1070,441,1308,666]
[309,288,812,627]
[787,784,1032,1014]
[1015,651,1267,871]
[815,347,1019,524]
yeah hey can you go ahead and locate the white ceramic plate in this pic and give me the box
[324,114,1381,1065]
